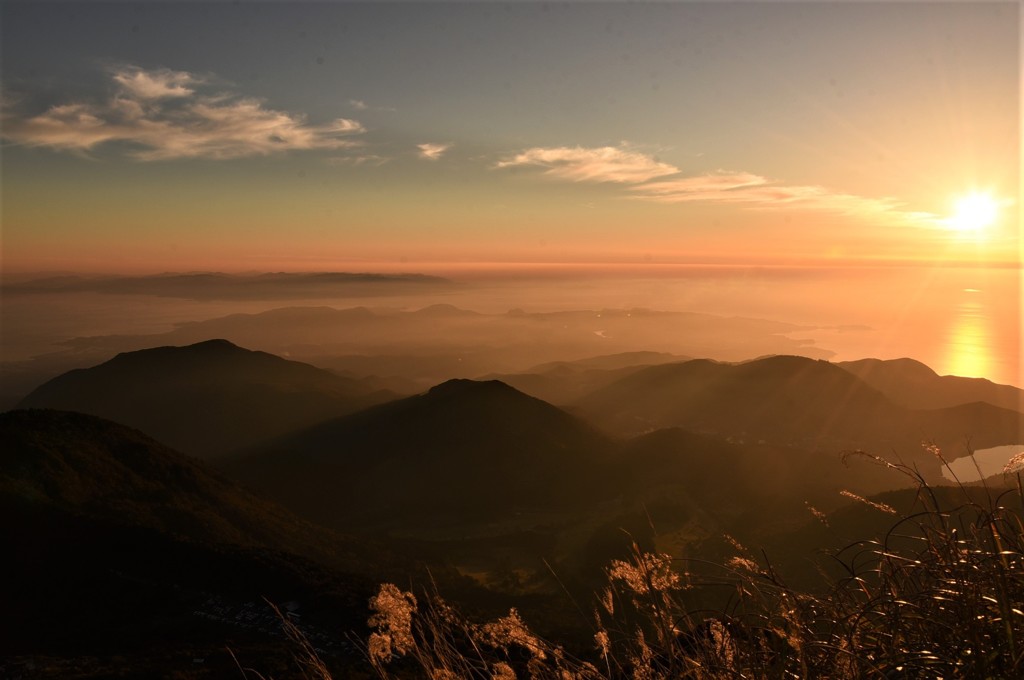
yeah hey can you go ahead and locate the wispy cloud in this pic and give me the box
[348,98,395,113]
[496,143,937,226]
[496,145,678,183]
[2,65,366,160]
[417,142,451,161]
[630,170,939,225]
[632,171,769,201]
[326,153,389,167]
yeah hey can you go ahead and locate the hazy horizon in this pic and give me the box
[3,261,1020,389]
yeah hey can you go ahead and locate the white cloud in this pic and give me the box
[417,142,451,160]
[112,67,198,99]
[2,66,366,160]
[349,99,368,110]
[496,145,679,183]
[8,103,122,150]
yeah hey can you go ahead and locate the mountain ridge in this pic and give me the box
[18,339,394,459]
[228,377,621,529]
[0,407,415,672]
[839,357,1023,412]
[573,354,1024,460]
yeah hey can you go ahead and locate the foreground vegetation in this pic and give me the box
[339,452,1024,679]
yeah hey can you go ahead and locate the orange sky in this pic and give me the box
[1,2,1018,274]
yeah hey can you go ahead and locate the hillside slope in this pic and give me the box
[229,379,620,529]
[0,409,399,675]
[839,357,1024,412]
[18,339,393,459]
[574,355,1024,458]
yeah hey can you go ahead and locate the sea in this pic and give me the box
[2,263,1020,388]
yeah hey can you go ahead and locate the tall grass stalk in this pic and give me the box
[286,452,1024,678]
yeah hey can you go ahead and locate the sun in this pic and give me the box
[948,192,999,235]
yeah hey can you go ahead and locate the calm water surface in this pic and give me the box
[943,445,1024,483]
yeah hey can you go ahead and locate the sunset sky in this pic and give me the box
[1,1,1019,273]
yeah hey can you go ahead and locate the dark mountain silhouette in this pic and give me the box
[18,339,394,459]
[839,357,1024,412]
[228,379,620,529]
[575,355,891,438]
[574,355,1024,462]
[0,409,398,674]
[3,408,572,674]
[1,408,385,563]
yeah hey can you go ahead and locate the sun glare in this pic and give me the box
[948,192,999,235]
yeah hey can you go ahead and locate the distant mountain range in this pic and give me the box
[16,342,1023,528]
[484,353,1024,430]
[11,304,832,395]
[573,355,1024,458]
[18,339,393,459]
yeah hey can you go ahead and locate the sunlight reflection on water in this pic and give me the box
[943,290,994,381]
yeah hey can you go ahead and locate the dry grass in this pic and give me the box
[279,449,1024,679]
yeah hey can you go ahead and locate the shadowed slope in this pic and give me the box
[618,427,917,532]
[229,379,620,529]
[18,339,393,459]
[0,409,400,671]
[0,408,391,568]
